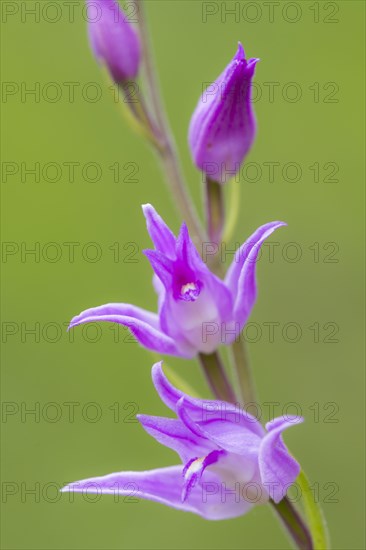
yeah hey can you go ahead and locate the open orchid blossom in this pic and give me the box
[69,205,286,358]
[189,43,258,184]
[86,0,141,83]
[62,362,303,520]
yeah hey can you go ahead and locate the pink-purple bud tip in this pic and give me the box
[86,0,141,82]
[189,42,259,184]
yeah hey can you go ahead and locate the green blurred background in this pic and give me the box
[1,1,364,548]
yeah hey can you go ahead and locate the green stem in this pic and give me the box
[204,176,225,275]
[204,176,254,407]
[230,338,256,406]
[270,497,313,550]
[119,80,163,150]
[205,176,224,245]
[136,0,205,245]
[222,179,240,243]
[198,352,236,404]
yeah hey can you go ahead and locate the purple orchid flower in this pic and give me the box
[189,42,258,184]
[69,204,286,357]
[86,0,141,82]
[62,362,303,520]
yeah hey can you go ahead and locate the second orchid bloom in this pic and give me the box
[62,362,302,519]
[70,205,285,358]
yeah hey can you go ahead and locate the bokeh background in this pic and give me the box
[1,1,365,548]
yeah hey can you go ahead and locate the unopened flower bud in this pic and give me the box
[189,43,258,184]
[86,0,141,83]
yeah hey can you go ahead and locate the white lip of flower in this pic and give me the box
[181,282,197,295]
[183,454,268,505]
[185,457,204,478]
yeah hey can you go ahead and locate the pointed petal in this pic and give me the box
[176,223,233,322]
[151,362,209,415]
[259,416,303,503]
[61,466,192,511]
[151,361,185,411]
[142,204,176,258]
[61,465,252,520]
[137,414,213,463]
[70,303,160,329]
[143,249,174,290]
[69,304,186,357]
[175,222,192,264]
[225,222,286,328]
[152,363,264,441]
[148,223,231,356]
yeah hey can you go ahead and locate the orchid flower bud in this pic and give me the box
[86,0,141,83]
[189,43,258,184]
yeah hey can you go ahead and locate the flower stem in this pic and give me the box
[222,179,240,243]
[158,145,205,242]
[204,176,226,275]
[200,170,256,405]
[203,174,254,406]
[119,80,163,149]
[198,352,236,404]
[136,0,205,244]
[205,176,225,245]
[270,497,313,550]
[230,338,256,406]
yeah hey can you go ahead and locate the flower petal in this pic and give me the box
[69,304,186,357]
[176,223,233,323]
[225,222,287,328]
[61,466,194,512]
[142,204,177,259]
[151,361,185,411]
[259,416,303,503]
[152,363,264,441]
[70,303,160,329]
[151,362,210,416]
[61,465,252,520]
[143,249,174,291]
[177,397,263,455]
